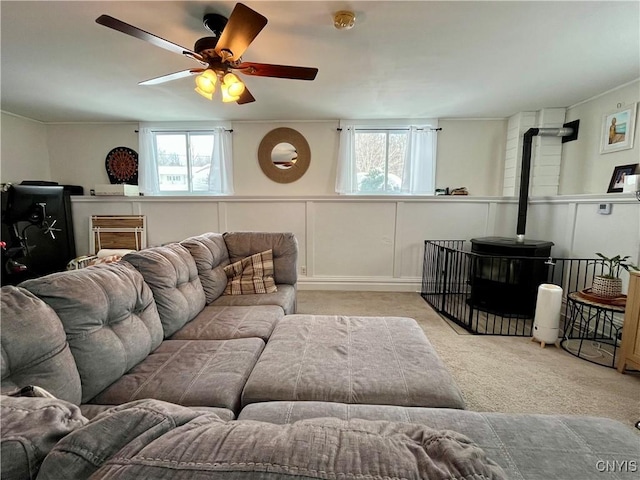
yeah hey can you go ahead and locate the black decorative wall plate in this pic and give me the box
[105,147,138,185]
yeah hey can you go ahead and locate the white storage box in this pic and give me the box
[94,184,140,196]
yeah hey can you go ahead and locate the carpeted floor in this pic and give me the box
[297,290,640,427]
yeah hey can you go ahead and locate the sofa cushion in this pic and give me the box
[89,338,264,412]
[124,243,207,337]
[170,305,284,341]
[1,286,82,405]
[38,399,507,480]
[223,232,298,286]
[242,315,466,409]
[238,402,640,480]
[1,395,88,480]
[211,284,297,314]
[20,262,164,403]
[180,232,230,304]
[79,403,236,422]
[223,249,277,295]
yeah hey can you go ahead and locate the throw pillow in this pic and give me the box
[223,249,277,295]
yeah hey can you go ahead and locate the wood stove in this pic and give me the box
[469,236,553,316]
[466,124,577,316]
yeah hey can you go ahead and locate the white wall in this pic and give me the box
[0,116,506,197]
[2,84,638,294]
[46,123,138,190]
[0,112,51,183]
[562,80,640,194]
[437,119,506,196]
[35,119,506,196]
[232,121,338,195]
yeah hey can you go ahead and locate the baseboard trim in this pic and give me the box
[298,276,421,292]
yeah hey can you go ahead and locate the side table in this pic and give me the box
[561,291,625,368]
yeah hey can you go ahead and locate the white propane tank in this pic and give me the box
[532,283,563,347]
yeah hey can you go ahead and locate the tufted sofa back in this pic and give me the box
[20,262,163,403]
[123,243,206,337]
[1,286,83,405]
[180,232,230,304]
[223,232,298,286]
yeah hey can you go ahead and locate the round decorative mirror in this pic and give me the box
[258,128,310,183]
[272,142,298,169]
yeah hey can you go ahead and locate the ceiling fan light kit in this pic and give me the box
[221,75,245,103]
[333,11,356,30]
[195,69,246,102]
[95,3,318,105]
[194,69,217,100]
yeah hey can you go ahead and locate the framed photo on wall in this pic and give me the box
[607,163,638,193]
[600,103,637,154]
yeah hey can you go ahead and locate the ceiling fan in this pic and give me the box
[96,3,318,105]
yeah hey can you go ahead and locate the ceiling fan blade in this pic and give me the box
[237,87,256,105]
[215,4,267,62]
[235,62,318,81]
[139,69,204,86]
[96,14,206,65]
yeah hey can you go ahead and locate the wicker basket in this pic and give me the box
[591,276,622,298]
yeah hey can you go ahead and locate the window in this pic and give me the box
[355,130,407,193]
[138,123,233,195]
[335,121,437,195]
[155,132,214,193]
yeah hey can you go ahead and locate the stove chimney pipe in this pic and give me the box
[516,123,579,243]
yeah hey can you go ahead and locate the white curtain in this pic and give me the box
[401,127,435,194]
[209,128,234,194]
[335,127,358,194]
[138,126,159,195]
[138,122,233,195]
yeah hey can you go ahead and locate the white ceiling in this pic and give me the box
[1,1,639,123]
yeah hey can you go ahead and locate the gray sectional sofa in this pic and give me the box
[1,231,638,480]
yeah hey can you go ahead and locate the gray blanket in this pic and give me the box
[38,399,507,480]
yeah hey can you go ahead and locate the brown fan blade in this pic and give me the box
[236,87,255,105]
[215,4,267,62]
[96,15,206,65]
[235,62,318,81]
[139,69,204,86]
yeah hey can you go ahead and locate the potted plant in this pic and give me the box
[591,253,639,298]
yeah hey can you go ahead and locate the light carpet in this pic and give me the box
[297,290,640,427]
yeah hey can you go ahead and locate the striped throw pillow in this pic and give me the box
[223,249,278,295]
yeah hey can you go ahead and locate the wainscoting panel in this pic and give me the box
[492,202,518,238]
[396,201,490,278]
[522,202,571,256]
[312,202,397,277]
[571,202,639,259]
[71,195,639,291]
[222,201,307,268]
[139,201,221,247]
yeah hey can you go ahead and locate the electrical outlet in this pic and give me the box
[300,266,307,276]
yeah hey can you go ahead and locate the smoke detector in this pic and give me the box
[334,10,356,30]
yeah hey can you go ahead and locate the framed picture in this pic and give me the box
[600,103,637,154]
[607,163,638,193]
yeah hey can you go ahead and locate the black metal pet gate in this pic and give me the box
[421,240,611,336]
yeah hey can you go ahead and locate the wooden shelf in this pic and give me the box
[617,270,640,373]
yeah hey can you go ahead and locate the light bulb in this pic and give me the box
[227,81,245,97]
[221,83,240,103]
[223,73,240,85]
[222,72,245,97]
[194,87,213,100]
[194,69,217,98]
